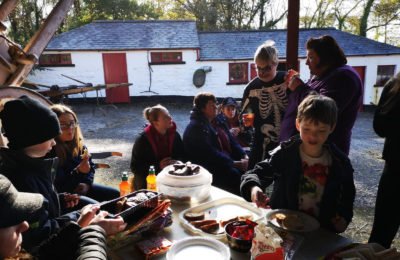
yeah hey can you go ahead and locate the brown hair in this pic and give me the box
[50,104,83,165]
[380,72,400,114]
[297,93,337,127]
[143,104,168,123]
[306,35,347,69]
[254,40,279,64]
[193,92,217,110]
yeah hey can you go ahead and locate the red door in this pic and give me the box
[102,53,130,103]
[352,66,365,111]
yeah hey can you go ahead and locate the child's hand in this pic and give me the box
[64,193,80,208]
[77,204,100,227]
[331,215,348,233]
[89,211,127,236]
[251,186,270,208]
[287,75,303,91]
[229,127,240,137]
[74,183,90,195]
[77,157,91,174]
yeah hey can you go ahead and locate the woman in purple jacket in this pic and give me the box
[280,35,363,155]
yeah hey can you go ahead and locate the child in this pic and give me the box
[50,104,119,204]
[241,41,288,168]
[240,94,355,233]
[0,96,81,249]
[0,174,125,259]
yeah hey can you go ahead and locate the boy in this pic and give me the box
[0,174,125,259]
[240,94,355,233]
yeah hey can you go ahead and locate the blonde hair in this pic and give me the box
[50,104,84,165]
[143,104,168,123]
[254,40,279,64]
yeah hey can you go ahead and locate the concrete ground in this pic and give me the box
[71,100,398,248]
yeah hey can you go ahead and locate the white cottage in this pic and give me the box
[29,20,400,105]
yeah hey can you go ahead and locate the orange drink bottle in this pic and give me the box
[119,171,131,196]
[146,165,157,191]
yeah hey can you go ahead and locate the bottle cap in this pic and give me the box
[122,171,128,181]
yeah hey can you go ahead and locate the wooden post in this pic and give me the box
[6,0,74,86]
[0,0,18,22]
[286,0,300,71]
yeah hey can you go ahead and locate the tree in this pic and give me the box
[369,0,400,43]
[359,0,374,36]
[300,0,335,28]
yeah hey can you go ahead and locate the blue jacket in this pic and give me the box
[240,136,355,232]
[183,108,243,172]
[0,148,77,250]
[53,145,95,193]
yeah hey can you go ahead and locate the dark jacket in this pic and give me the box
[130,123,185,190]
[240,136,355,232]
[34,222,108,260]
[280,65,363,155]
[183,108,241,171]
[53,145,95,193]
[373,78,400,166]
[183,108,244,195]
[216,113,253,148]
[0,148,77,250]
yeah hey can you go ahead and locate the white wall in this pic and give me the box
[28,51,400,105]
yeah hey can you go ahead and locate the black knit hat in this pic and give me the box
[0,174,44,228]
[0,96,61,150]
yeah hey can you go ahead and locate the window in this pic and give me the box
[376,65,395,86]
[150,52,183,64]
[228,62,248,84]
[39,54,73,66]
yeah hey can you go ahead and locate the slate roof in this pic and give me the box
[198,28,400,60]
[46,20,200,50]
[46,20,400,60]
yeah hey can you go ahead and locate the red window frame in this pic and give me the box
[39,53,72,66]
[150,52,182,63]
[229,62,248,84]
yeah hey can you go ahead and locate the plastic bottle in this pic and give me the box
[119,171,131,196]
[146,165,157,191]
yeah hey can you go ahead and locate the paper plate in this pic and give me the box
[166,237,230,260]
[266,209,320,232]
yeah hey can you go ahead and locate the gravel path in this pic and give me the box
[72,101,399,247]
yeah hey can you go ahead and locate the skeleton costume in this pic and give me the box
[242,71,288,168]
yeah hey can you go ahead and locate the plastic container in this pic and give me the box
[119,171,131,196]
[156,164,212,203]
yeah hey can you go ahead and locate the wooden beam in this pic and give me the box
[286,0,300,71]
[0,0,18,22]
[5,0,74,86]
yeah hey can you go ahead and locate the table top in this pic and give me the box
[110,187,352,260]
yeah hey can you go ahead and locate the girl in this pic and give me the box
[130,104,184,190]
[50,104,119,204]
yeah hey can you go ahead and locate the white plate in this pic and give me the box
[166,237,230,260]
[266,209,320,232]
[179,197,264,239]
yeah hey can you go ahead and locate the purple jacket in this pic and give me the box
[280,65,363,155]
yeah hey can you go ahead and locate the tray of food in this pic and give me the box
[266,209,320,232]
[100,189,161,223]
[179,197,264,240]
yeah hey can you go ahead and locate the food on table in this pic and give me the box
[190,219,217,229]
[168,161,200,176]
[274,213,286,225]
[184,211,205,221]
[115,197,128,213]
[199,222,220,233]
[220,215,252,227]
[136,236,172,258]
[281,214,304,230]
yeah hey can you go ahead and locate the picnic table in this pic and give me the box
[110,186,352,259]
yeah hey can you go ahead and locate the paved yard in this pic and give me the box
[72,100,398,247]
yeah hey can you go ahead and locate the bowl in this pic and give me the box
[157,164,212,203]
[225,221,255,253]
